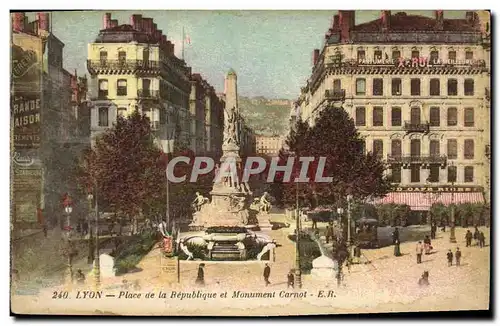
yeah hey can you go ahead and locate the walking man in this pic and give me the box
[455,247,462,266]
[325,225,331,244]
[416,241,423,264]
[447,249,453,267]
[263,263,271,286]
[287,270,294,288]
[430,223,437,240]
[465,229,473,247]
[479,231,486,248]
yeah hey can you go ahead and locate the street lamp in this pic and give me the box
[92,186,101,288]
[449,162,457,243]
[87,193,95,264]
[295,176,302,289]
[64,205,73,283]
[346,195,353,250]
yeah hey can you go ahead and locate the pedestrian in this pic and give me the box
[392,227,400,245]
[465,229,473,247]
[455,247,462,266]
[447,249,453,267]
[76,218,82,235]
[325,225,331,244]
[76,269,85,285]
[479,231,486,248]
[394,239,401,257]
[423,235,432,255]
[196,263,205,285]
[473,227,480,246]
[287,270,294,288]
[416,241,423,264]
[431,223,437,240]
[263,263,271,286]
[312,217,318,230]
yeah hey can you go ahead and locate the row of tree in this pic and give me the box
[75,111,213,233]
[271,104,391,209]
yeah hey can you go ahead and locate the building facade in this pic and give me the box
[294,10,491,211]
[87,13,224,156]
[255,135,284,156]
[11,12,90,231]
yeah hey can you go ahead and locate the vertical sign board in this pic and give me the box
[11,29,44,227]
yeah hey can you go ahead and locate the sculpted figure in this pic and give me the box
[259,192,271,214]
[192,192,208,212]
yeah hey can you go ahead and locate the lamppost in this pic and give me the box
[449,162,457,243]
[295,177,302,289]
[346,195,353,251]
[87,193,94,264]
[64,205,73,282]
[93,186,101,288]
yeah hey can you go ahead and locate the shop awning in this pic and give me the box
[374,192,485,210]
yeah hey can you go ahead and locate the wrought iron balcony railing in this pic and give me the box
[137,89,160,99]
[324,89,346,102]
[404,121,430,134]
[387,154,447,165]
[87,59,160,73]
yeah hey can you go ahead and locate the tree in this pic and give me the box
[275,105,391,209]
[76,111,166,234]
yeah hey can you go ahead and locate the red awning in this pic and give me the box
[374,192,484,210]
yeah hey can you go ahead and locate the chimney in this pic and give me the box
[36,12,50,31]
[381,10,391,31]
[312,49,320,66]
[130,14,142,31]
[435,10,444,30]
[103,12,111,29]
[339,10,355,42]
[110,19,118,28]
[12,13,25,32]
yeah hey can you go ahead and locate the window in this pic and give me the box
[411,164,420,183]
[374,50,382,60]
[464,79,474,96]
[391,165,401,183]
[373,107,384,126]
[333,79,341,91]
[117,79,127,96]
[411,139,421,157]
[448,50,456,62]
[118,51,126,64]
[373,139,383,159]
[430,107,440,126]
[411,50,420,58]
[430,140,440,156]
[448,166,457,183]
[392,78,402,96]
[98,79,108,98]
[410,107,421,124]
[117,107,127,117]
[411,78,421,96]
[355,107,366,126]
[391,139,402,157]
[357,50,366,61]
[464,108,474,127]
[430,78,440,96]
[447,79,458,96]
[464,166,474,183]
[465,51,474,60]
[356,78,366,95]
[430,50,439,63]
[392,50,401,63]
[429,165,440,183]
[464,139,474,159]
[447,107,457,126]
[98,107,109,126]
[373,78,383,96]
[391,107,401,126]
[99,51,107,64]
[447,139,457,159]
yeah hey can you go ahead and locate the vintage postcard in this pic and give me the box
[10,9,491,316]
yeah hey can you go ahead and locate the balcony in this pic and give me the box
[387,155,447,166]
[324,89,346,102]
[404,121,430,134]
[137,89,160,100]
[87,59,160,74]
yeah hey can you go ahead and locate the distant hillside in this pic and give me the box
[238,96,292,136]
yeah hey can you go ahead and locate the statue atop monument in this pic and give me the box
[224,106,239,146]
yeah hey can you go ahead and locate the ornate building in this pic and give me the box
[294,10,491,212]
[87,13,224,155]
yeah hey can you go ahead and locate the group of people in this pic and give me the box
[465,227,487,248]
[446,248,462,267]
[415,235,433,263]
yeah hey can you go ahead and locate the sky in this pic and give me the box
[33,10,467,99]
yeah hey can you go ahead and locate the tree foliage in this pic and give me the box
[272,105,391,209]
